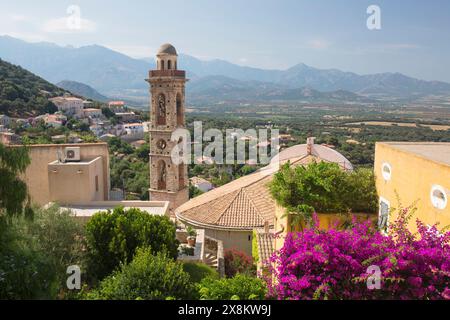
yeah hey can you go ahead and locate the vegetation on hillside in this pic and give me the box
[0,59,67,117]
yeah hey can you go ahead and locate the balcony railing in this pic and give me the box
[149,70,186,78]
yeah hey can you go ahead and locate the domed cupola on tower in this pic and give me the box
[156,43,178,70]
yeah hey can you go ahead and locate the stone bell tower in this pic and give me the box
[147,43,188,216]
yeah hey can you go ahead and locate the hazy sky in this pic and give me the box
[1,0,450,82]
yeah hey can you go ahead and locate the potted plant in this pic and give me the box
[186,226,197,247]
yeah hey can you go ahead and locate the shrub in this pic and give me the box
[86,247,196,300]
[0,142,30,216]
[0,205,84,299]
[85,207,178,281]
[224,249,255,278]
[252,230,259,264]
[182,262,218,284]
[198,274,267,300]
[270,162,378,228]
[27,205,84,288]
[0,221,56,299]
[266,208,450,300]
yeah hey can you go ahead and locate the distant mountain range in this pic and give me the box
[2,35,450,105]
[56,80,108,102]
[187,75,374,103]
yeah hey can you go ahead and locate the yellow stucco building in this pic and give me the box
[374,142,450,233]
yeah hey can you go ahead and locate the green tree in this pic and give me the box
[85,247,196,300]
[85,207,179,281]
[26,205,85,291]
[0,205,83,299]
[270,161,377,228]
[0,143,30,216]
[0,222,56,299]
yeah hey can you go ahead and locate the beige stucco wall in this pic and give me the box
[150,188,189,217]
[48,157,105,204]
[203,228,253,257]
[20,143,110,206]
[374,142,450,233]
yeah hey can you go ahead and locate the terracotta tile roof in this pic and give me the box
[176,172,274,230]
[175,144,353,230]
[255,229,275,265]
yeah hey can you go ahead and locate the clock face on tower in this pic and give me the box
[156,139,167,151]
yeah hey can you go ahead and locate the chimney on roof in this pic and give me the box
[307,137,315,155]
[264,220,270,233]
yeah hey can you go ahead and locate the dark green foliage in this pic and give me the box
[107,136,134,155]
[85,207,179,281]
[27,205,85,289]
[198,274,267,300]
[0,205,83,299]
[86,248,196,300]
[182,262,219,284]
[108,138,149,200]
[0,143,30,216]
[0,58,66,117]
[0,227,56,299]
[189,184,204,198]
[270,162,378,225]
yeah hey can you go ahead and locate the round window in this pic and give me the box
[381,162,392,181]
[430,185,447,210]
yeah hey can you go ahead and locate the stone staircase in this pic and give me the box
[203,249,218,269]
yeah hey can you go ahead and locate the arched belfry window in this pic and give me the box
[168,60,172,70]
[176,93,183,126]
[161,60,165,70]
[157,160,167,190]
[156,94,166,125]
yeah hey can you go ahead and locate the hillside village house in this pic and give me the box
[49,96,84,117]
[0,114,11,127]
[0,132,20,145]
[375,142,450,233]
[83,108,103,121]
[190,177,214,193]
[34,113,67,128]
[108,100,126,113]
[115,111,138,123]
